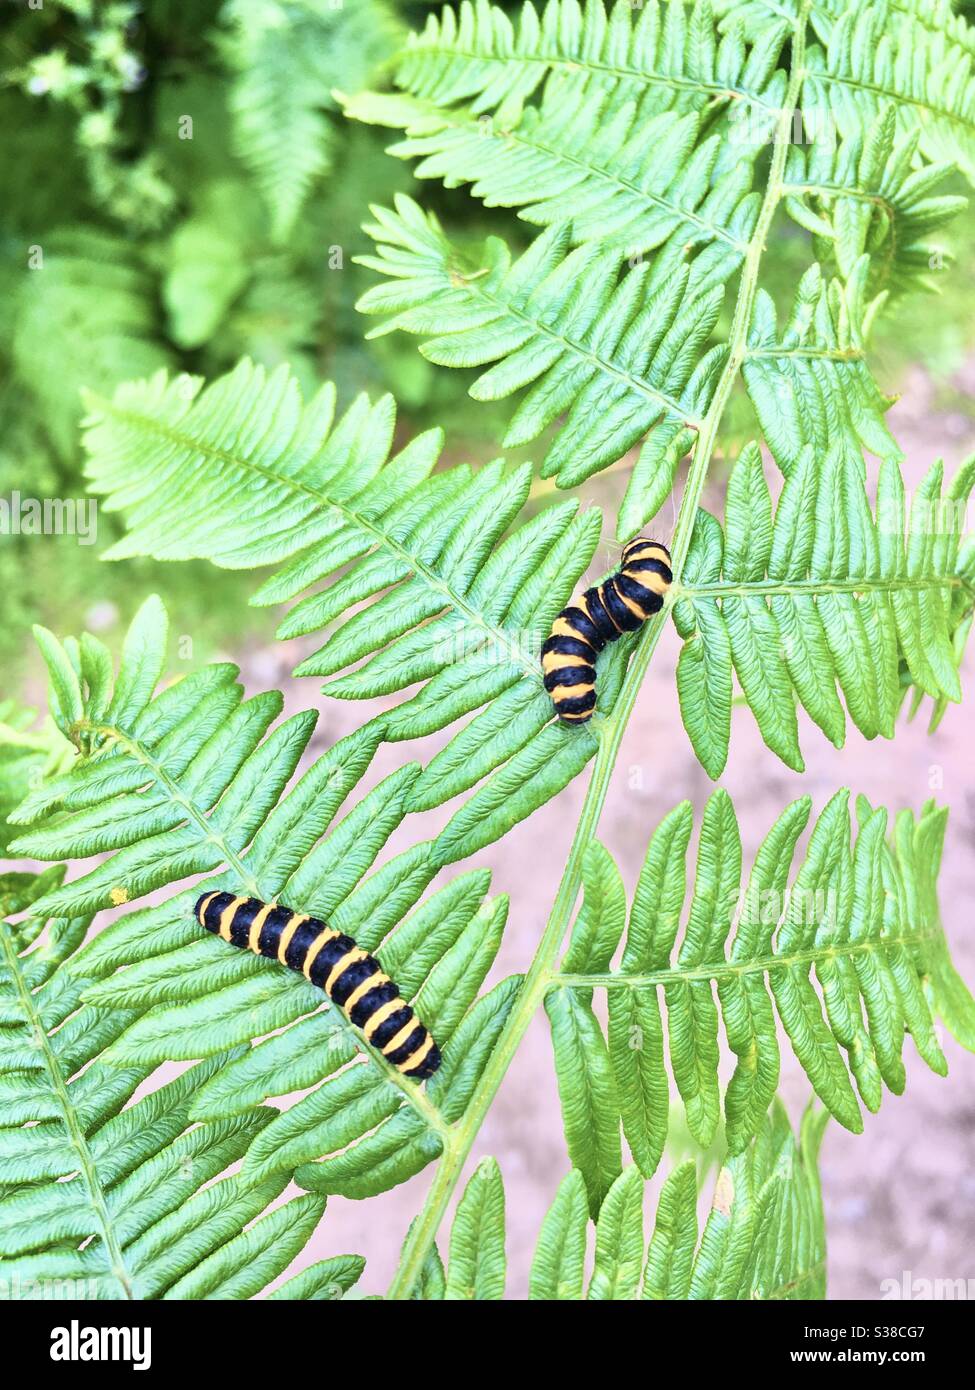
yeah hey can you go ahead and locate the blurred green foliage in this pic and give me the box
[1,0,973,687]
[0,0,512,681]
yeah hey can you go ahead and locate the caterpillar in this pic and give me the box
[194,891,441,1081]
[541,537,673,723]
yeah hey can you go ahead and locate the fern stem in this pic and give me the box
[680,576,968,599]
[551,925,943,988]
[0,922,135,1298]
[387,2,812,1301]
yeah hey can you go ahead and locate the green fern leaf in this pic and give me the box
[269,1254,366,1301]
[783,104,967,298]
[392,0,789,131]
[547,789,973,1186]
[528,1169,589,1300]
[10,230,170,460]
[80,361,612,823]
[445,1156,507,1299]
[6,598,537,1203]
[0,862,347,1297]
[427,1102,827,1299]
[674,445,974,776]
[357,197,724,522]
[743,262,901,478]
[803,2,975,184]
[342,6,784,262]
[219,0,401,242]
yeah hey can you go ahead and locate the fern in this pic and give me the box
[391,0,790,125]
[10,230,170,461]
[546,789,973,1208]
[80,360,627,818]
[341,57,775,263]
[424,1102,827,1299]
[6,596,533,1202]
[717,0,975,166]
[674,443,975,776]
[7,0,975,1301]
[345,0,973,538]
[782,105,968,298]
[219,0,401,243]
[356,198,725,527]
[803,1,975,182]
[0,864,368,1298]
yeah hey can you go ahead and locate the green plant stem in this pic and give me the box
[387,2,812,1301]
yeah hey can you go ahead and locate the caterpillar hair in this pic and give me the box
[541,537,673,724]
[194,891,441,1081]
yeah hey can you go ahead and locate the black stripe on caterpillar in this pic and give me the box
[541,538,673,724]
[194,891,441,1080]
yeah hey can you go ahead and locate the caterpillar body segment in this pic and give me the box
[194,891,441,1080]
[541,538,673,724]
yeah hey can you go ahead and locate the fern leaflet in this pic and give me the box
[544,789,973,1210]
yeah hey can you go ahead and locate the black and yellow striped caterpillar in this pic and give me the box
[541,537,673,723]
[195,891,441,1081]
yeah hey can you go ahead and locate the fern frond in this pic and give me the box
[10,230,170,460]
[803,1,975,184]
[0,866,348,1298]
[7,598,529,1201]
[219,0,401,243]
[544,789,973,1208]
[902,536,975,732]
[783,104,968,297]
[0,703,73,855]
[80,360,614,820]
[357,197,724,526]
[392,0,789,125]
[674,443,974,776]
[743,262,900,481]
[422,1102,827,1298]
[342,70,766,263]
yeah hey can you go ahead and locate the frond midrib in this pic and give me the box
[413,256,708,428]
[387,0,817,1298]
[550,924,944,989]
[0,920,135,1298]
[680,576,970,599]
[812,65,975,145]
[89,400,540,682]
[398,40,780,113]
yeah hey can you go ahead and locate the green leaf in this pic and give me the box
[528,1169,588,1301]
[548,789,971,1167]
[675,446,974,775]
[446,1157,506,1300]
[524,1103,828,1299]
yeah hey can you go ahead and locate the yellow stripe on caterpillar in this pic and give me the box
[218,895,247,942]
[247,900,277,953]
[276,912,307,964]
[302,926,339,979]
